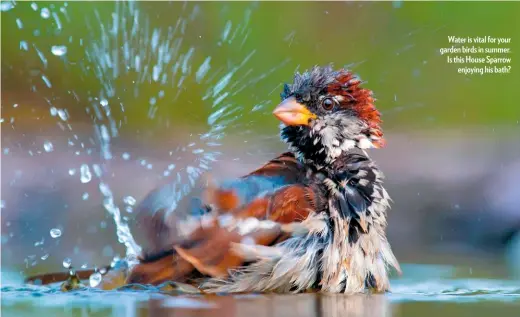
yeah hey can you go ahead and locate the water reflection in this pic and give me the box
[2,270,520,317]
[2,290,520,317]
[146,294,392,317]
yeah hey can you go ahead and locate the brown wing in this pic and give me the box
[171,184,319,279]
[125,252,195,285]
[127,153,318,285]
[248,152,305,179]
[204,152,306,212]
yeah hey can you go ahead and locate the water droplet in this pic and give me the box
[40,7,50,19]
[68,168,76,176]
[100,99,108,107]
[50,228,61,238]
[19,40,28,51]
[81,263,88,269]
[251,104,263,112]
[122,152,130,160]
[168,164,176,170]
[123,196,136,206]
[99,183,112,197]
[57,109,68,120]
[0,2,14,11]
[82,192,89,200]
[50,107,58,116]
[51,45,67,56]
[196,57,211,83]
[111,256,121,268]
[41,75,52,88]
[92,164,102,177]
[80,164,92,183]
[43,141,54,152]
[31,2,38,11]
[0,200,5,209]
[213,72,234,97]
[41,254,49,260]
[34,238,44,246]
[15,18,23,29]
[221,20,232,41]
[62,257,72,269]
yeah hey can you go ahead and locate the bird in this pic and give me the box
[26,65,400,294]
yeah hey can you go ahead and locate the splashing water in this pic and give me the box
[49,228,62,239]
[80,164,92,184]
[89,272,103,287]
[62,258,72,269]
[43,141,54,152]
[2,1,287,270]
[51,45,67,56]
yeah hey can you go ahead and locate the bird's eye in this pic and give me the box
[321,97,337,111]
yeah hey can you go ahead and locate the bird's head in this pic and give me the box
[274,65,384,166]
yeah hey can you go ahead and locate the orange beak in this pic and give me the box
[273,97,317,126]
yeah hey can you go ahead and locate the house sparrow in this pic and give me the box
[126,65,400,293]
[26,65,400,294]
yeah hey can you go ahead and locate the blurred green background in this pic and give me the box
[2,1,519,134]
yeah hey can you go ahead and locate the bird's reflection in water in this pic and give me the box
[319,294,391,317]
[145,293,392,317]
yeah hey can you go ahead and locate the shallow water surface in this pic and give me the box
[2,265,519,317]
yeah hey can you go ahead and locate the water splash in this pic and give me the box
[50,228,62,238]
[40,7,51,19]
[1,265,519,312]
[89,272,103,287]
[1,2,14,12]
[77,1,276,244]
[80,164,92,183]
[51,45,67,56]
[2,1,287,271]
[123,196,136,206]
[62,258,72,269]
[43,141,54,152]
